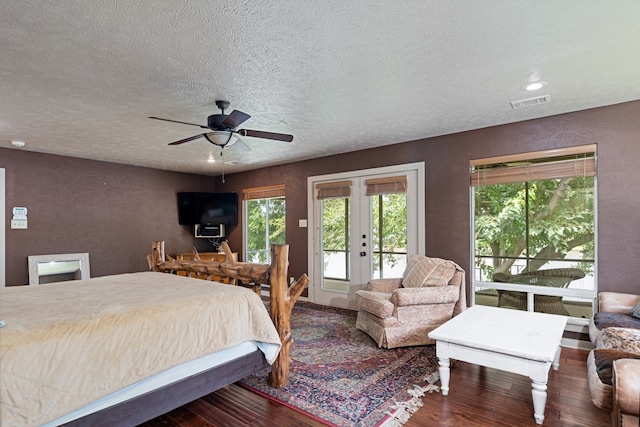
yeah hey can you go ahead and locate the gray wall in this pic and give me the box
[3,100,639,296]
[1,150,214,285]
[218,100,640,297]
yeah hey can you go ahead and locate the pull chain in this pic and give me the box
[220,149,225,183]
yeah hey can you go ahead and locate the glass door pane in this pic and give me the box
[371,192,407,279]
[321,197,350,292]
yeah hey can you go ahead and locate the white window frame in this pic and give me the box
[469,148,598,327]
[242,194,286,264]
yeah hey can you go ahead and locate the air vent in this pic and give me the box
[510,95,551,109]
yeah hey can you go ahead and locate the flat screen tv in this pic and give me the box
[177,192,238,226]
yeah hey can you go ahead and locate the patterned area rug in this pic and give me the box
[239,302,440,427]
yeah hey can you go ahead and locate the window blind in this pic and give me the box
[315,180,352,199]
[364,175,407,195]
[242,184,285,200]
[470,145,596,186]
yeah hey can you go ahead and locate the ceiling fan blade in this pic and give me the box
[149,116,209,129]
[222,110,251,128]
[239,129,293,142]
[168,134,206,145]
[231,134,252,153]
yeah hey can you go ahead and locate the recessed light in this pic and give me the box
[521,80,548,91]
[11,140,26,148]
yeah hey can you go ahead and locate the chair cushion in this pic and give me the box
[598,327,640,354]
[393,285,460,306]
[402,255,456,288]
[367,278,402,293]
[593,312,640,331]
[630,301,640,318]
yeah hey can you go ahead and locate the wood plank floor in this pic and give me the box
[139,347,611,427]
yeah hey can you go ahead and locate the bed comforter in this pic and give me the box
[0,272,281,427]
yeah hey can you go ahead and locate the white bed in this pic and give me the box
[0,272,281,427]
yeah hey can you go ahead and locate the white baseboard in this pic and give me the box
[561,321,593,350]
[561,337,594,350]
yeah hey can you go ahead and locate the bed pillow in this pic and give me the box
[402,255,456,288]
[630,301,640,318]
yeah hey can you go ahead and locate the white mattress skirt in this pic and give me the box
[44,340,260,426]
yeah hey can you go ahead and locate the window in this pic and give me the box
[471,145,597,319]
[243,185,286,264]
[366,176,408,279]
[317,180,352,284]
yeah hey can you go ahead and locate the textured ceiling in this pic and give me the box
[1,1,639,176]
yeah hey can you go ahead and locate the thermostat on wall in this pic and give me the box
[13,207,27,218]
[11,206,28,229]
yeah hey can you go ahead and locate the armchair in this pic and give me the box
[586,291,640,426]
[613,359,640,427]
[355,256,466,349]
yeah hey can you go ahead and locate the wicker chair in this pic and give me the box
[493,268,585,316]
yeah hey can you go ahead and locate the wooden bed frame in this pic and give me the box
[60,241,308,427]
[62,350,268,427]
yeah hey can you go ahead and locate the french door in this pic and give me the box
[308,164,424,309]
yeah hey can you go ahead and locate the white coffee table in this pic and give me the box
[428,305,567,424]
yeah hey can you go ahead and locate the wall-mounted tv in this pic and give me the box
[177,192,238,226]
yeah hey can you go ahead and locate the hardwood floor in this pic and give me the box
[140,347,611,427]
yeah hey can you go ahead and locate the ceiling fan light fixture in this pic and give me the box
[204,131,238,147]
[521,80,548,91]
[152,100,292,148]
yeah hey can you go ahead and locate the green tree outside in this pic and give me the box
[474,176,595,280]
[246,198,286,263]
[321,194,408,279]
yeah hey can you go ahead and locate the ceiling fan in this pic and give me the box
[149,100,293,151]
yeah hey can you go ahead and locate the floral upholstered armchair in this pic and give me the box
[355,255,466,349]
